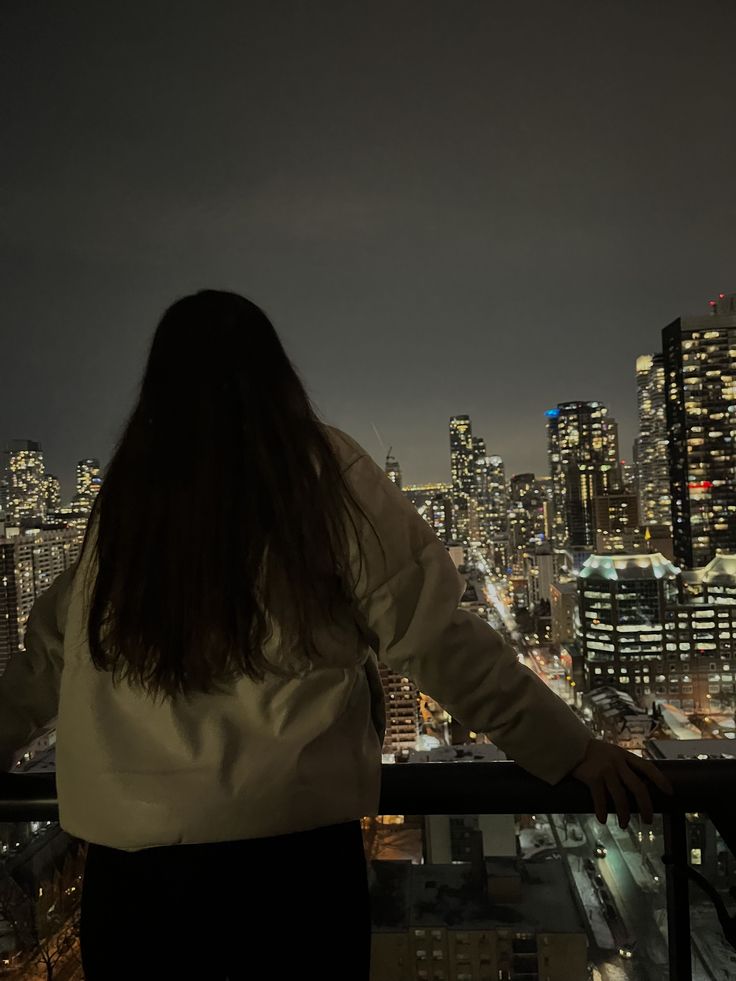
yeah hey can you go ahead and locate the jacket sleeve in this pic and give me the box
[0,565,76,770]
[342,447,592,785]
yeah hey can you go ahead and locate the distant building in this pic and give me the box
[449,415,475,545]
[70,457,101,524]
[680,554,736,604]
[2,440,47,527]
[43,473,62,514]
[620,457,638,495]
[378,662,420,759]
[0,529,83,675]
[550,580,577,644]
[663,292,736,569]
[403,483,453,543]
[593,491,640,553]
[508,473,547,571]
[575,552,736,712]
[546,402,621,549]
[523,544,564,606]
[471,453,508,570]
[635,353,671,531]
[384,449,402,489]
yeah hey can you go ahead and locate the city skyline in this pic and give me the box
[2,2,735,495]
[3,288,727,504]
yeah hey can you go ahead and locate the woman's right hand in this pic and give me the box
[570,739,674,828]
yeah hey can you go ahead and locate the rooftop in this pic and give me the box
[578,551,680,582]
[370,854,585,935]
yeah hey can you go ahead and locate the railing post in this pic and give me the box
[663,810,692,981]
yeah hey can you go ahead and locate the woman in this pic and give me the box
[1,291,670,979]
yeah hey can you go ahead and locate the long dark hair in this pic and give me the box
[80,290,380,700]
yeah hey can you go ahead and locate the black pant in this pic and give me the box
[80,819,371,980]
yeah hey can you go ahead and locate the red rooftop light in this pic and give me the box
[709,300,718,306]
[719,293,726,298]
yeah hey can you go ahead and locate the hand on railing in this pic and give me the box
[571,740,674,829]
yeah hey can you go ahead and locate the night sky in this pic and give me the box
[2,1,735,499]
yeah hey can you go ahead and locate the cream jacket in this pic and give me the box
[0,425,592,851]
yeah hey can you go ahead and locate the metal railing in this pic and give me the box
[2,759,736,981]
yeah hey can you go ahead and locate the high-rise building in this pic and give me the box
[73,458,101,510]
[377,662,420,758]
[593,491,640,553]
[43,474,62,513]
[546,403,621,549]
[403,484,453,542]
[621,457,639,495]
[508,473,547,569]
[550,580,578,644]
[470,452,508,553]
[663,292,736,569]
[449,415,475,544]
[2,440,47,527]
[576,551,736,712]
[576,552,680,697]
[384,448,402,489]
[636,354,671,532]
[0,529,83,674]
[486,456,508,541]
[524,544,564,606]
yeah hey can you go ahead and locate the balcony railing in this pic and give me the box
[2,759,736,981]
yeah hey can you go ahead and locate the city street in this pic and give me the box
[475,570,719,980]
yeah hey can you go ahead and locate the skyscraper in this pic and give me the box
[403,483,453,542]
[474,454,509,570]
[663,292,736,569]
[43,473,62,513]
[508,473,547,569]
[636,354,671,532]
[384,448,402,489]
[546,402,621,549]
[2,440,47,526]
[593,491,641,553]
[449,415,474,545]
[74,458,101,509]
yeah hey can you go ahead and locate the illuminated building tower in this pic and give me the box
[508,473,547,569]
[43,474,62,514]
[487,455,509,570]
[74,458,101,507]
[377,661,420,758]
[576,552,680,697]
[468,436,487,544]
[449,415,475,545]
[403,484,453,542]
[621,458,638,495]
[636,354,671,532]
[2,440,47,527]
[663,292,736,569]
[384,448,402,489]
[593,491,641,552]
[0,528,83,674]
[546,402,622,549]
[486,456,508,540]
